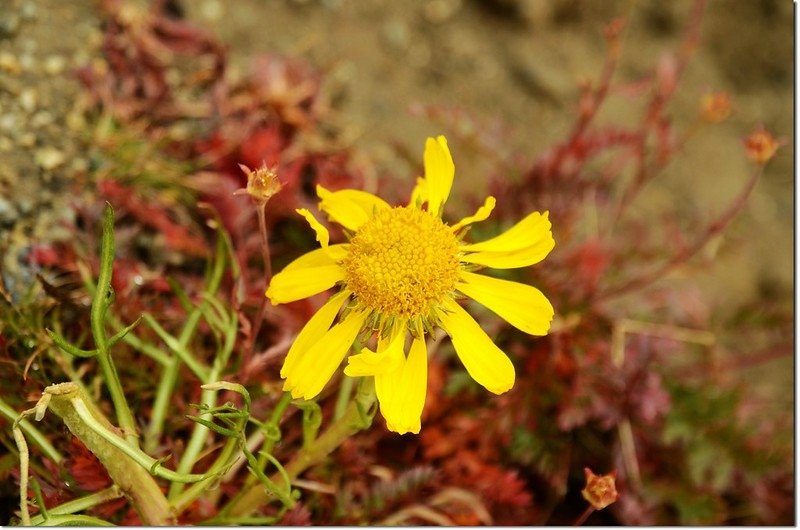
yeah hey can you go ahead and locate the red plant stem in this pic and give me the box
[244,202,272,363]
[596,163,764,302]
[613,0,707,223]
[573,506,595,526]
[673,342,793,379]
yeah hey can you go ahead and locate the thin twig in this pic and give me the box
[597,163,763,301]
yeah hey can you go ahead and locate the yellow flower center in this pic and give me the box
[343,207,460,319]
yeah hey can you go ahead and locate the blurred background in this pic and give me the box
[0,0,793,525]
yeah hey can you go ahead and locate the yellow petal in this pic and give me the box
[266,263,344,304]
[438,299,515,395]
[282,244,348,273]
[408,177,428,209]
[456,271,554,336]
[296,208,329,248]
[344,328,405,377]
[280,291,350,378]
[450,196,496,232]
[378,332,428,435]
[423,136,455,216]
[317,185,390,232]
[460,211,555,269]
[283,308,368,400]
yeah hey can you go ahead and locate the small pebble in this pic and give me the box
[381,19,410,51]
[34,147,66,170]
[198,0,222,22]
[43,55,67,76]
[422,0,462,24]
[19,132,36,147]
[66,111,86,132]
[0,52,21,75]
[0,197,19,225]
[30,111,54,128]
[0,13,21,40]
[18,53,36,71]
[0,114,17,132]
[19,88,38,112]
[20,1,37,20]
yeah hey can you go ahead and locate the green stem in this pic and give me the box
[225,383,376,518]
[250,392,292,482]
[143,308,211,453]
[32,383,175,524]
[170,433,240,514]
[168,306,238,500]
[32,514,116,526]
[166,374,221,500]
[29,486,123,525]
[144,235,227,452]
[91,204,138,447]
[12,423,31,525]
[0,398,62,463]
[333,376,354,420]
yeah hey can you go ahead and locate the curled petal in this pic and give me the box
[457,271,554,336]
[296,208,329,248]
[451,196,496,232]
[408,177,428,209]
[423,136,455,216]
[317,185,390,231]
[438,299,515,395]
[283,308,368,400]
[344,327,405,377]
[460,211,555,268]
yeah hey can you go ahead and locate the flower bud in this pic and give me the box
[700,91,732,123]
[743,127,780,165]
[581,467,618,510]
[235,163,282,203]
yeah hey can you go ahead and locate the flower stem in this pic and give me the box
[0,397,62,463]
[28,486,123,525]
[92,204,138,447]
[244,202,273,369]
[225,381,376,518]
[33,383,176,525]
[573,506,595,526]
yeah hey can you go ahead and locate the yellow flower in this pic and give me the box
[266,136,555,434]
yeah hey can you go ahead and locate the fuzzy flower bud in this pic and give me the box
[700,91,732,123]
[235,163,282,203]
[581,467,618,510]
[743,127,780,165]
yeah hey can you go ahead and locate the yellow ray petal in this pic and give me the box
[456,271,554,336]
[344,327,405,377]
[379,332,428,435]
[296,208,329,248]
[283,308,368,400]
[450,196,496,232]
[438,299,515,395]
[460,211,555,269]
[316,185,390,232]
[408,177,428,209]
[266,263,344,304]
[423,136,455,216]
[282,244,348,273]
[280,291,350,377]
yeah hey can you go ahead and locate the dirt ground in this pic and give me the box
[0,0,793,416]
